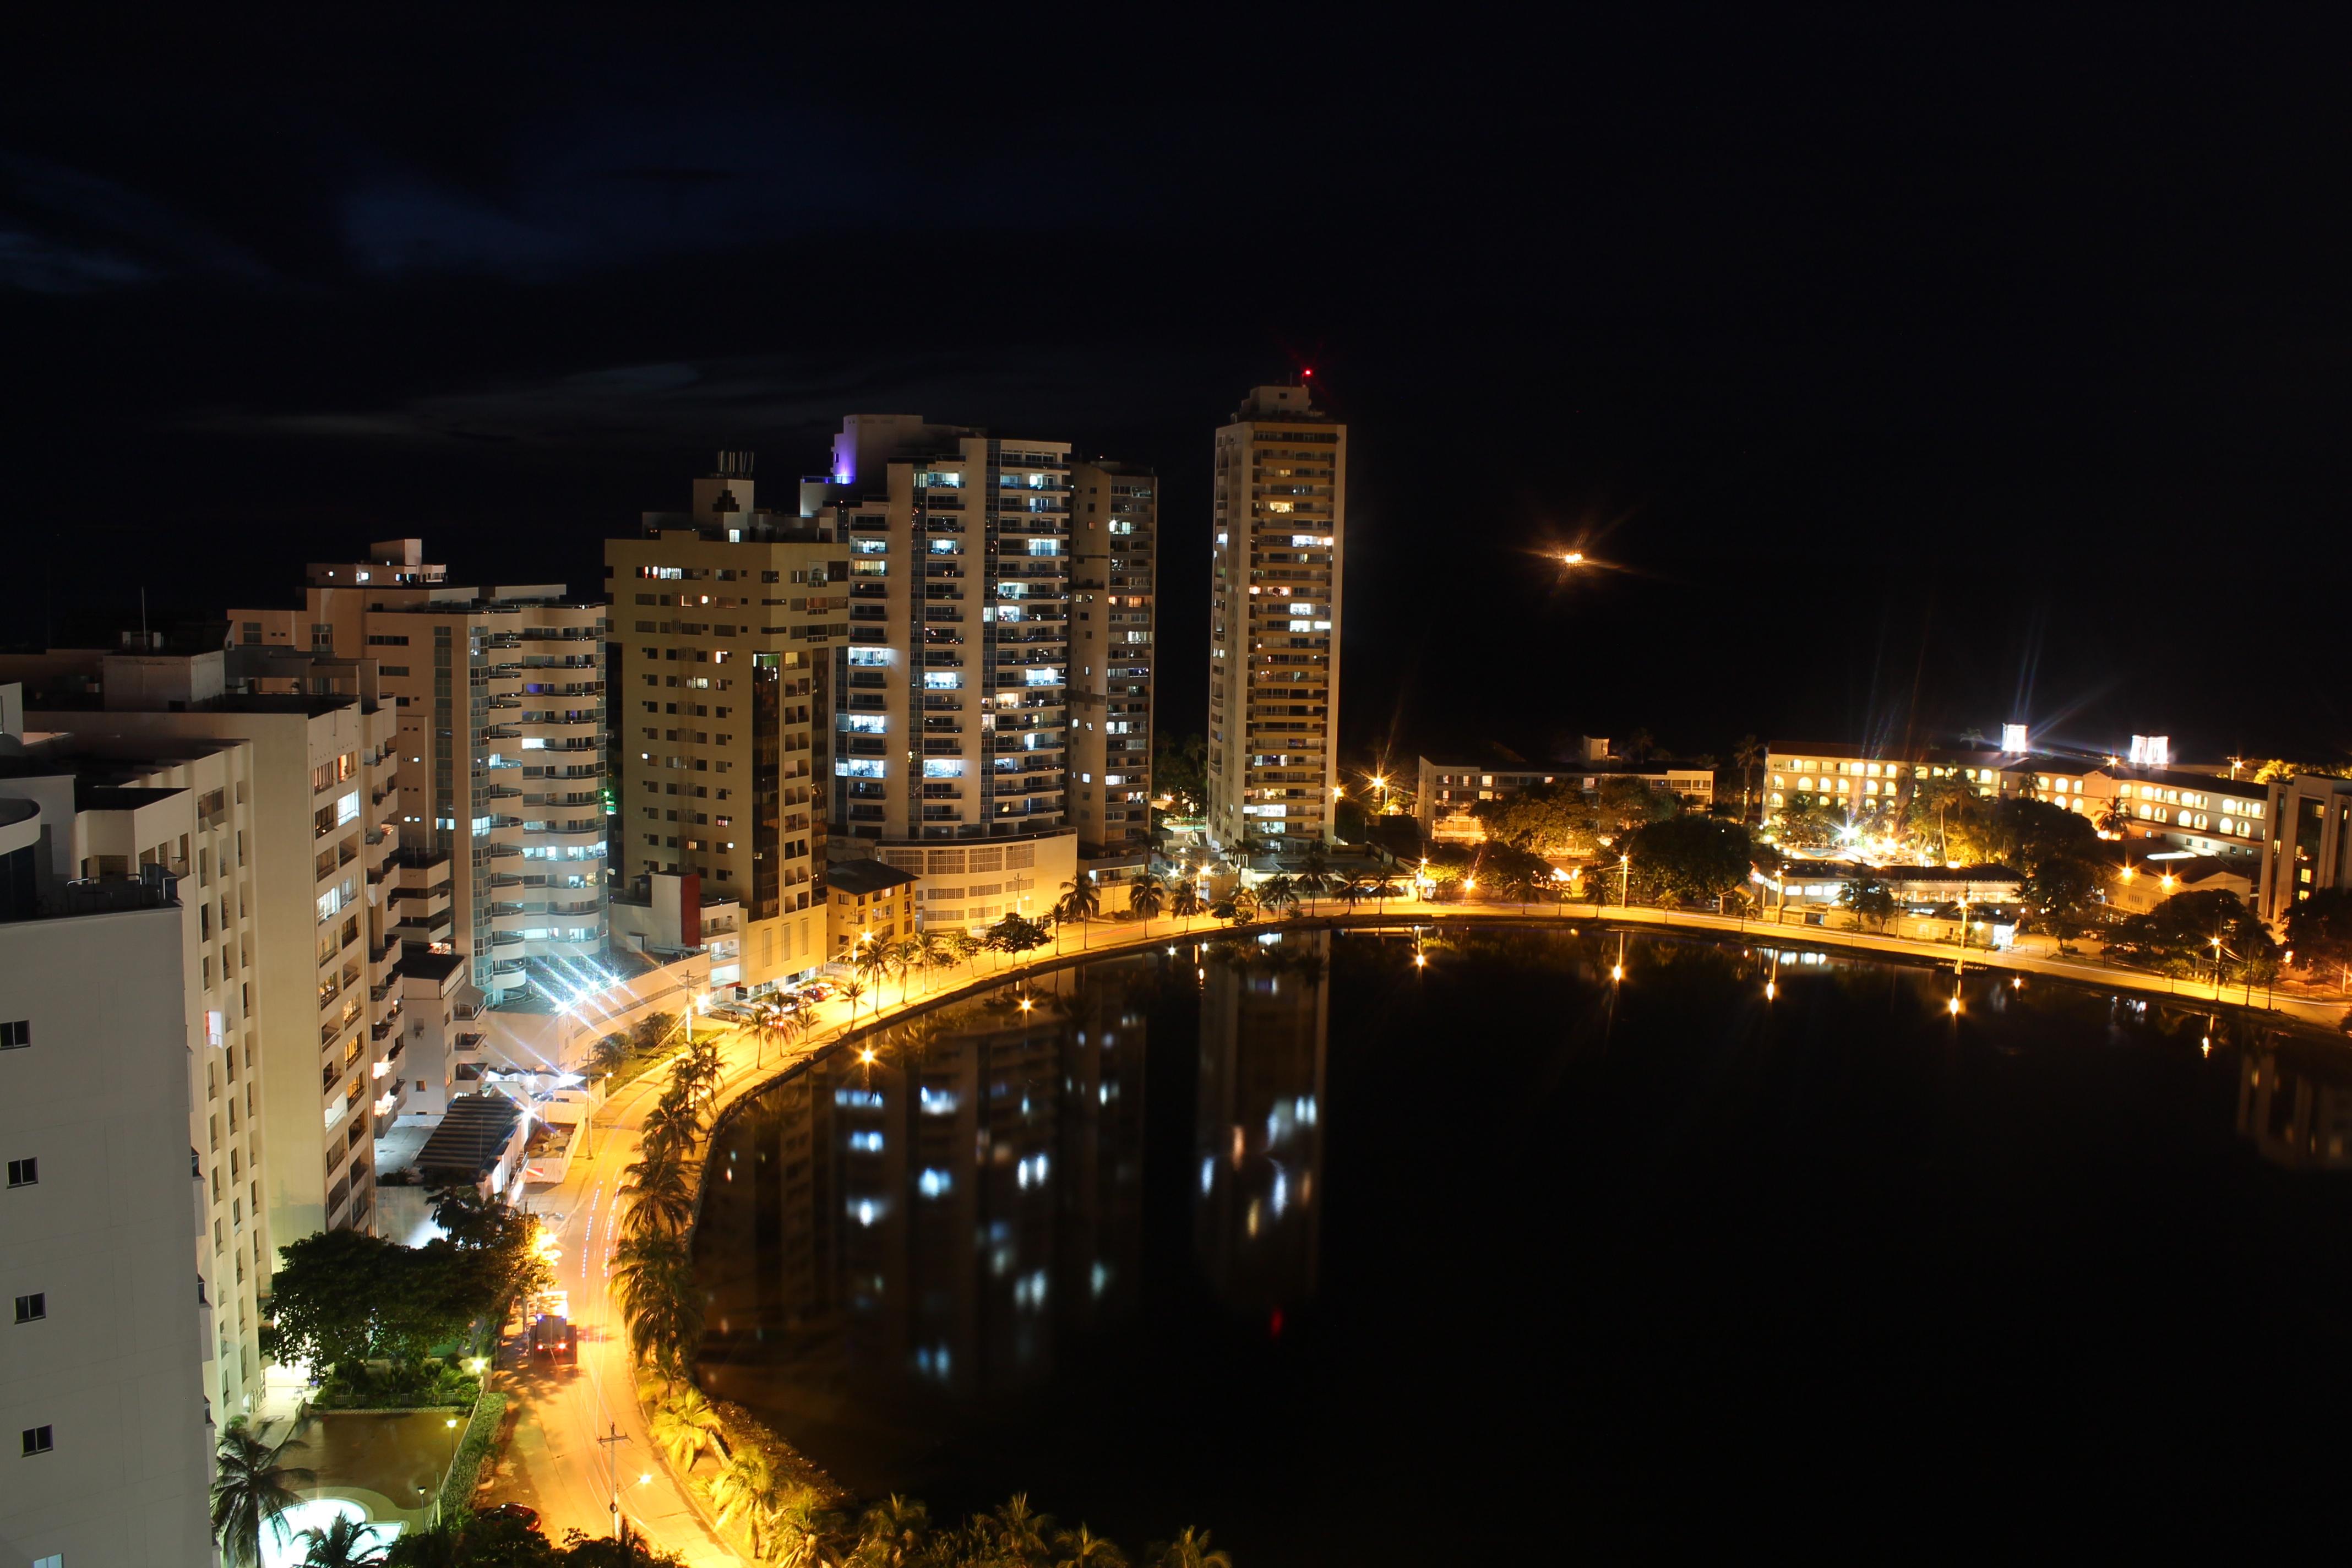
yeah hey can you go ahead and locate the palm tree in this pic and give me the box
[839,977,868,1025]
[748,1001,796,1070]
[1054,1523,1131,1568]
[650,1383,728,1472]
[852,1494,933,1567]
[1127,873,1165,935]
[1732,734,1765,823]
[988,1494,1057,1567]
[1209,887,1259,928]
[677,1035,724,1117]
[639,1087,704,1165]
[889,934,927,1003]
[853,936,891,1003]
[1908,774,1975,864]
[610,1228,704,1380]
[620,1147,695,1237]
[754,1485,841,1568]
[298,1514,390,1567]
[1256,874,1298,918]
[1168,879,1205,923]
[1148,1528,1233,1568]
[210,1420,316,1568]
[702,1448,776,1549]
[1058,874,1102,945]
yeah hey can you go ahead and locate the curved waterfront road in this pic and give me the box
[481,895,2342,1561]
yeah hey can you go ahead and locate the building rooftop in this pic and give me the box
[411,1095,522,1186]
[401,951,466,984]
[827,859,919,896]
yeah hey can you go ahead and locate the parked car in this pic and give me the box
[481,1502,541,1530]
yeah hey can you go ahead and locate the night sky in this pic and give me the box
[9,14,2349,765]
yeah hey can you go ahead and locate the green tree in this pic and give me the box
[701,1449,776,1551]
[267,1228,399,1373]
[590,1032,634,1074]
[987,913,1053,960]
[1839,875,1897,932]
[1624,815,1753,907]
[211,1419,317,1568]
[631,1010,680,1055]
[1167,880,1206,921]
[1472,783,1599,857]
[2284,888,2352,974]
[299,1514,391,1567]
[2019,855,2107,953]
[1772,792,1847,852]
[1155,733,1208,816]
[1597,775,1676,836]
[2106,889,2278,980]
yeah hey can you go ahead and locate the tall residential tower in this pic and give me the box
[1205,384,1346,850]
[1069,460,1157,856]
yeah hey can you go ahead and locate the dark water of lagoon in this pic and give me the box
[692,927,2352,1560]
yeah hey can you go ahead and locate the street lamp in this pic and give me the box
[1561,551,1585,567]
[1619,853,1631,908]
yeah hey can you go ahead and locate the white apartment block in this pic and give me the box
[4,643,407,1245]
[1069,460,1157,857]
[231,541,609,1008]
[605,458,840,986]
[0,717,244,1563]
[1205,384,1346,851]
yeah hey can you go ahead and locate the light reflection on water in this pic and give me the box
[690,925,2352,1560]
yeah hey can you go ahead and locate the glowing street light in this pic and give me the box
[1560,551,1586,566]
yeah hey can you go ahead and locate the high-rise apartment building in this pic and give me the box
[231,542,608,1006]
[1204,384,1346,850]
[605,459,842,986]
[4,642,409,1245]
[0,707,249,1562]
[799,417,1076,846]
[1068,460,1157,856]
[795,418,1087,924]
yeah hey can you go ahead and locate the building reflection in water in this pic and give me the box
[1194,931,1329,1319]
[2236,1046,2352,1170]
[696,959,1150,1418]
[696,933,1332,1439]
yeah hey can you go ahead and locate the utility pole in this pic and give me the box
[597,1422,631,1540]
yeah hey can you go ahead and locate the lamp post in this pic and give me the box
[1619,853,1631,909]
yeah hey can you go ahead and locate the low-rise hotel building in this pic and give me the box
[1417,740,1715,843]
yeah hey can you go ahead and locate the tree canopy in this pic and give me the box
[1625,815,1753,906]
[2104,889,2278,981]
[267,1198,547,1374]
[2283,888,2352,972]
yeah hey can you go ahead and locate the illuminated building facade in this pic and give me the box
[231,541,608,1006]
[1068,460,1157,856]
[3,644,405,1245]
[2256,772,2352,926]
[606,459,840,986]
[1205,384,1346,851]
